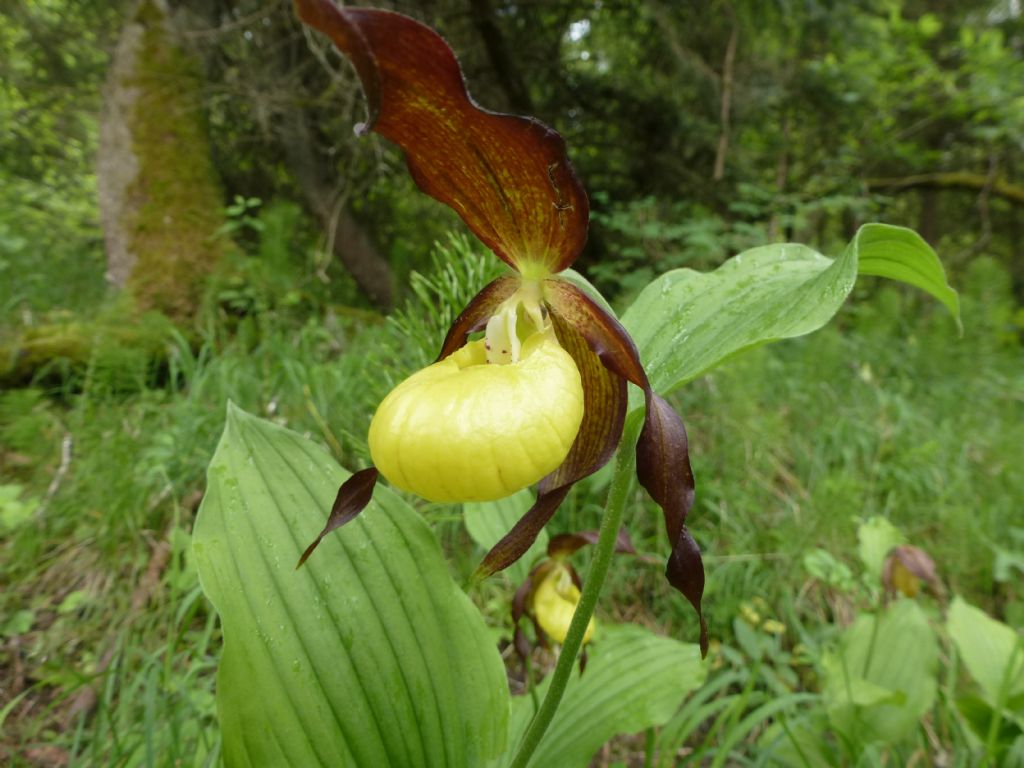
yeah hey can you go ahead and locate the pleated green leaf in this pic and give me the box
[499,625,705,767]
[821,599,938,744]
[464,489,548,584]
[854,223,961,331]
[194,404,508,767]
[947,596,1024,708]
[622,223,960,397]
[856,516,906,582]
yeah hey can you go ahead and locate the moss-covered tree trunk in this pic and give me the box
[97,0,226,324]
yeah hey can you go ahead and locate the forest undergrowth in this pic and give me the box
[1,235,1021,766]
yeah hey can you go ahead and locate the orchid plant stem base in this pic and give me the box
[509,429,639,768]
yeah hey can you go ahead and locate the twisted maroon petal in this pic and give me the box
[296,467,379,568]
[541,308,627,491]
[475,486,571,579]
[294,1,589,273]
[544,278,707,657]
[435,275,520,361]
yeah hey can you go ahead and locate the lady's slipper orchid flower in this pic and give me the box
[522,560,595,648]
[512,530,636,664]
[369,331,585,502]
[294,0,708,655]
[882,545,942,600]
[533,566,592,645]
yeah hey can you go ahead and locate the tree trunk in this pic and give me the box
[713,8,738,182]
[97,0,228,324]
[768,110,790,241]
[468,0,535,115]
[281,109,393,309]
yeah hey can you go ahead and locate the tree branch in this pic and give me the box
[866,171,1024,207]
[953,153,998,263]
[644,0,721,84]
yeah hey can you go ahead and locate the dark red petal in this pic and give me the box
[891,544,939,582]
[475,486,570,580]
[512,576,533,625]
[511,576,534,661]
[473,309,626,578]
[543,279,649,386]
[294,1,589,274]
[547,529,637,558]
[636,393,695,545]
[883,544,943,597]
[545,278,707,657]
[435,275,520,362]
[667,527,709,656]
[296,467,379,568]
[513,624,532,661]
[567,562,583,591]
[636,393,705,656]
[542,308,626,491]
[533,616,551,650]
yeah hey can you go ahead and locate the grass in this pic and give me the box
[1,237,1021,764]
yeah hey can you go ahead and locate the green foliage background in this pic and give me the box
[1,0,1022,765]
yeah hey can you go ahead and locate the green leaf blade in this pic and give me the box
[503,625,706,767]
[194,404,509,767]
[853,223,961,331]
[856,516,906,582]
[822,600,938,745]
[947,596,1024,707]
[622,223,959,398]
[623,242,853,396]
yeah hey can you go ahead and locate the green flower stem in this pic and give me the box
[986,639,1023,761]
[861,605,883,678]
[643,727,655,768]
[525,654,540,713]
[509,444,637,768]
